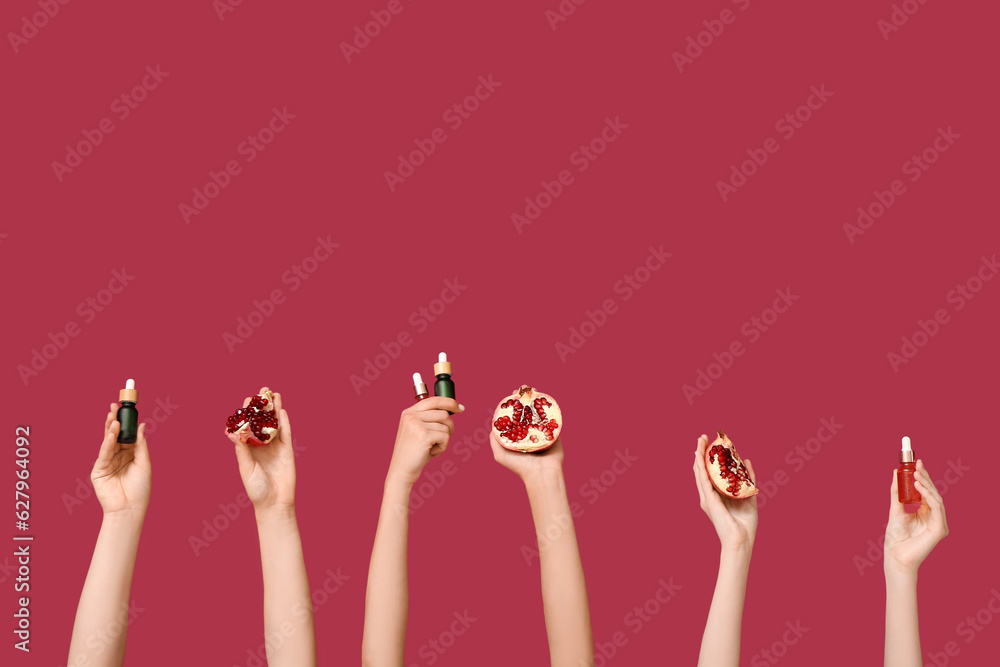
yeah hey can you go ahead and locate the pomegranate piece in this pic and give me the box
[225,389,279,446]
[492,386,562,453]
[705,431,757,499]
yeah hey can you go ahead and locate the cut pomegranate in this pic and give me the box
[705,431,757,499]
[225,389,279,446]
[492,386,562,452]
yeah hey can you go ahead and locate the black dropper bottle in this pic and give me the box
[433,352,455,412]
[117,378,138,444]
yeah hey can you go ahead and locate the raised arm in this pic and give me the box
[692,433,758,667]
[490,436,594,666]
[884,460,948,667]
[226,388,316,667]
[363,396,461,667]
[68,405,151,666]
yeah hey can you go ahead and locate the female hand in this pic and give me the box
[490,432,565,483]
[386,397,462,487]
[884,460,948,576]
[92,404,151,516]
[225,387,296,511]
[693,434,757,553]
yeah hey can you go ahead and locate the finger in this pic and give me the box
[411,397,461,414]
[693,449,708,511]
[277,407,292,444]
[915,460,944,503]
[242,396,251,409]
[914,478,948,534]
[418,409,454,427]
[96,422,120,470]
[104,405,117,436]
[889,469,904,517]
[229,428,256,474]
[271,390,281,413]
[133,423,151,471]
[743,458,757,485]
[424,422,450,434]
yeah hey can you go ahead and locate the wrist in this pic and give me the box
[884,558,918,585]
[254,503,296,524]
[385,470,416,495]
[720,542,753,565]
[522,465,565,491]
[102,507,146,527]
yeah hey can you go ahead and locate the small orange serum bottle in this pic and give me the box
[897,436,921,504]
[412,373,429,401]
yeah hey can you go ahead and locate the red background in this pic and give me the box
[3,0,999,664]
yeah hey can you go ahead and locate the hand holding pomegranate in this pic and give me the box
[693,433,758,553]
[91,403,151,516]
[224,387,296,512]
[490,432,566,482]
[884,460,949,577]
[386,396,462,487]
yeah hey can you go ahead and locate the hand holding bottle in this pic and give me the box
[386,396,462,487]
[884,460,949,577]
[92,404,151,517]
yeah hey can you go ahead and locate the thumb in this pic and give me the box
[229,430,256,477]
[133,423,152,471]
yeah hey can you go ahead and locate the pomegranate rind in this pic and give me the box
[226,389,279,447]
[491,385,562,453]
[705,431,758,499]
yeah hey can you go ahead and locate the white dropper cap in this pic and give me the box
[901,436,911,451]
[413,373,423,385]
[126,378,135,390]
[439,352,447,363]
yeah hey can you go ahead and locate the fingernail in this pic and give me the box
[458,404,466,412]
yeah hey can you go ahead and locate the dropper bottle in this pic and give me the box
[897,436,921,504]
[413,372,429,401]
[117,379,139,444]
[433,352,455,410]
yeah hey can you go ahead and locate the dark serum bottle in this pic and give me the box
[117,379,138,444]
[433,352,455,409]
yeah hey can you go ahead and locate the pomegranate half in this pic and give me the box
[705,431,757,499]
[225,389,279,446]
[492,386,562,452]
